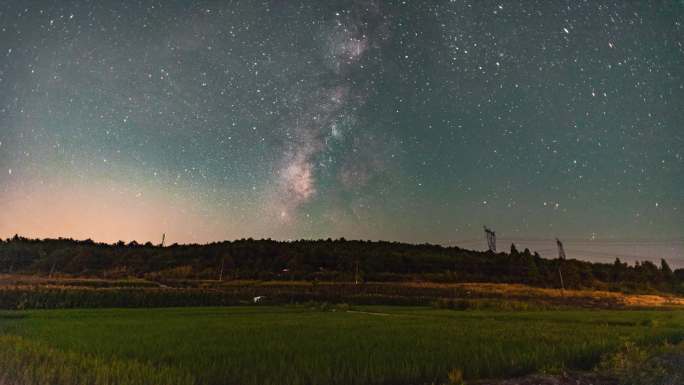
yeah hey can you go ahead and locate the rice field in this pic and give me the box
[0,306,683,385]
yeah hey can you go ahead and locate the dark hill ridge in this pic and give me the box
[1,235,682,294]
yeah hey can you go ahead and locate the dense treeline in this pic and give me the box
[0,235,682,294]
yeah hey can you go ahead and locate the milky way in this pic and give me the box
[0,1,682,266]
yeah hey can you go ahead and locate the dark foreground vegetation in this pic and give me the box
[1,278,683,311]
[1,237,683,385]
[1,236,682,294]
[0,306,683,385]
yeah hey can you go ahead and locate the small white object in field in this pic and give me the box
[253,296,264,303]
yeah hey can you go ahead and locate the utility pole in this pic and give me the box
[556,238,566,293]
[483,226,497,253]
[49,261,57,278]
[160,233,166,247]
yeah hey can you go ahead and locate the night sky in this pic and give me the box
[1,1,682,266]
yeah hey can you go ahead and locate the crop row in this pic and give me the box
[0,282,628,309]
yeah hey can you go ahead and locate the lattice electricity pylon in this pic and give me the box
[556,238,566,260]
[484,226,497,253]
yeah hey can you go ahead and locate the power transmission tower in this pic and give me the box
[556,238,566,292]
[483,226,497,253]
[556,238,566,260]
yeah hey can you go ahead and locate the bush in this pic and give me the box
[431,298,548,311]
[447,368,464,385]
[598,340,684,385]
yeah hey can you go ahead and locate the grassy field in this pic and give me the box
[0,306,683,385]
[2,274,684,310]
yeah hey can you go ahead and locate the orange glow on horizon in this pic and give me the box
[0,179,230,244]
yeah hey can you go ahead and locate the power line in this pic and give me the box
[496,237,684,245]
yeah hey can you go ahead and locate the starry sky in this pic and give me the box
[1,1,682,266]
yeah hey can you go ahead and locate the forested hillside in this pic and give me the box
[1,236,681,294]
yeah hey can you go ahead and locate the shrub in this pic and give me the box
[447,368,464,385]
[598,340,684,385]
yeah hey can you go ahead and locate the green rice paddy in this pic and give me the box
[0,306,683,385]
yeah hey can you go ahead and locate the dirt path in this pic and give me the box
[471,373,618,385]
[346,310,393,316]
